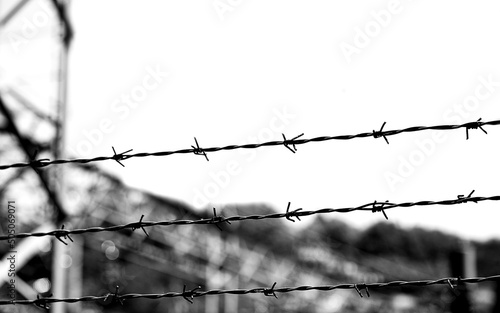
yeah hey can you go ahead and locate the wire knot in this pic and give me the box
[111,146,133,167]
[192,137,209,161]
[285,202,302,222]
[263,282,278,299]
[282,133,304,153]
[131,215,150,237]
[372,122,389,144]
[372,200,389,220]
[262,282,278,299]
[447,279,460,296]
[33,294,52,310]
[457,190,477,204]
[354,284,370,298]
[465,118,487,140]
[29,150,50,168]
[448,277,463,296]
[54,225,73,245]
[210,207,231,231]
[182,285,201,304]
[105,285,124,305]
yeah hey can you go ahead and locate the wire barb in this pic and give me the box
[2,275,500,306]
[5,191,500,241]
[112,146,133,167]
[363,285,370,297]
[447,279,459,296]
[465,118,487,140]
[371,200,389,220]
[457,190,477,203]
[54,225,73,245]
[182,285,201,304]
[33,294,51,310]
[131,215,150,237]
[372,122,389,144]
[105,285,124,305]
[285,202,302,222]
[354,284,370,298]
[263,282,278,299]
[192,137,209,161]
[210,208,231,231]
[282,133,304,153]
[3,118,500,170]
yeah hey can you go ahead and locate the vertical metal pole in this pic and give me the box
[205,231,221,313]
[67,237,83,313]
[225,236,239,313]
[52,1,71,312]
[463,241,476,278]
[54,0,70,162]
[51,241,69,313]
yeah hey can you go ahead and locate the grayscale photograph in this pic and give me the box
[0,1,500,312]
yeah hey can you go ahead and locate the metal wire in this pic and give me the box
[0,118,497,170]
[0,190,495,242]
[1,275,498,307]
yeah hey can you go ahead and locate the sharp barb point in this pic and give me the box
[192,137,209,161]
[111,146,132,167]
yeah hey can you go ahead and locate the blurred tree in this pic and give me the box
[220,204,293,256]
[356,222,404,256]
[356,222,459,261]
[313,216,357,256]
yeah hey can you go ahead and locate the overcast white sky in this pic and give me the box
[2,0,500,241]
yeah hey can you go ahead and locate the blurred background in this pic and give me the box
[1,0,500,312]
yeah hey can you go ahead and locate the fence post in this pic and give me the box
[493,282,500,313]
[449,240,476,313]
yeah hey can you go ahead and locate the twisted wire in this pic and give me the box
[0,118,497,170]
[1,191,495,241]
[1,275,499,306]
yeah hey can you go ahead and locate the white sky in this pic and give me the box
[2,0,500,241]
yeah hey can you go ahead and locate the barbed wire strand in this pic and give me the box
[1,275,499,307]
[1,190,495,242]
[0,118,497,170]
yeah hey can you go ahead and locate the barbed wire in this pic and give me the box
[0,118,497,170]
[1,190,496,243]
[1,275,499,308]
